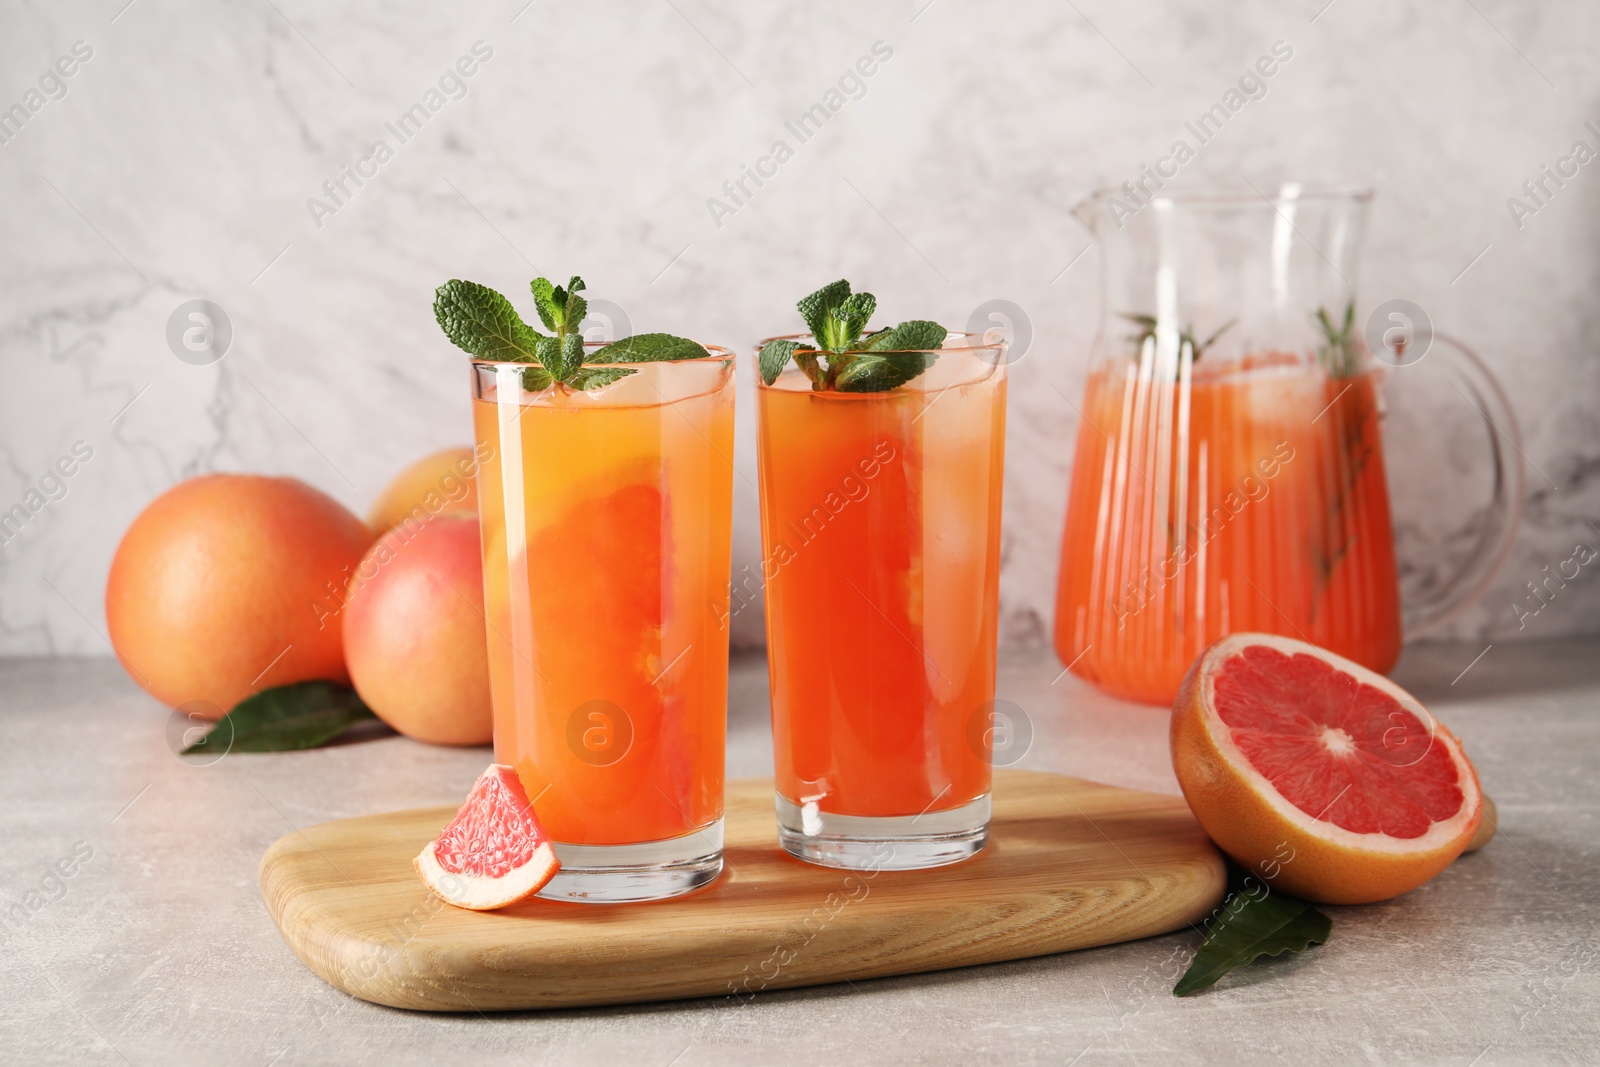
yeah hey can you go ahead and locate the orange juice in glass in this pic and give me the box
[756,322,1007,870]
[470,344,735,901]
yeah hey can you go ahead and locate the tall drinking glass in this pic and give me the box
[755,333,1008,870]
[471,346,735,902]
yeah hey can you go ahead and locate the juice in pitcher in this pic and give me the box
[1055,349,1400,704]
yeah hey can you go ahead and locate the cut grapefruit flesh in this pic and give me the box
[1172,632,1483,905]
[527,482,667,639]
[415,764,559,910]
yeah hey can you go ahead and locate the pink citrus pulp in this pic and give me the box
[414,764,559,910]
[1172,632,1484,904]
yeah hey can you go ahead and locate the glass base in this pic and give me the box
[774,793,990,871]
[537,819,724,903]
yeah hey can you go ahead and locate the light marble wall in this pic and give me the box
[1,0,1596,656]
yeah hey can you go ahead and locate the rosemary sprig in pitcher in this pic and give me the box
[1308,299,1376,613]
[1312,301,1360,379]
[1120,312,1237,364]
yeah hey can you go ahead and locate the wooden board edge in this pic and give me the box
[714,845,1231,1012]
[260,832,421,1006]
[265,840,1228,1013]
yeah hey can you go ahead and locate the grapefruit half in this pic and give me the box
[1172,633,1484,905]
[415,764,559,910]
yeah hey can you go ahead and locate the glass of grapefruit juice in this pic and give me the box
[755,332,1007,870]
[471,346,735,902]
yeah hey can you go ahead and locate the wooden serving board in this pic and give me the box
[260,770,1225,1012]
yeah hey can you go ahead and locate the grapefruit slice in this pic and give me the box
[1172,633,1483,905]
[414,764,559,910]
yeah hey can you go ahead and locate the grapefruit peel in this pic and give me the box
[1173,632,1484,905]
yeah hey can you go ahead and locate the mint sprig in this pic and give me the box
[434,275,711,391]
[759,279,947,392]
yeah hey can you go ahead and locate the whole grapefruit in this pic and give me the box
[1172,632,1484,905]
[342,515,492,746]
[106,474,374,717]
[368,447,480,534]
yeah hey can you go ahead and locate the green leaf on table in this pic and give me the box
[434,280,544,362]
[594,332,710,363]
[181,681,380,754]
[1173,870,1332,996]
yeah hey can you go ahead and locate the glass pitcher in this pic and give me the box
[1053,185,1522,705]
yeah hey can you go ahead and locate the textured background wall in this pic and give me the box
[1,0,1596,656]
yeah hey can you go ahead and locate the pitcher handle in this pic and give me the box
[1399,331,1525,638]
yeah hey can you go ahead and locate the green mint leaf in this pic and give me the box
[794,349,823,388]
[834,351,939,392]
[521,365,554,392]
[561,332,583,376]
[797,279,851,343]
[831,291,877,349]
[593,333,710,363]
[434,279,544,362]
[569,366,637,391]
[530,277,562,332]
[536,334,583,381]
[855,327,894,351]
[564,276,587,333]
[181,681,379,754]
[1173,869,1332,996]
[854,319,947,353]
[530,276,587,335]
[759,339,802,385]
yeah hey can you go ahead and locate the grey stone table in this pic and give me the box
[1,639,1596,1066]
